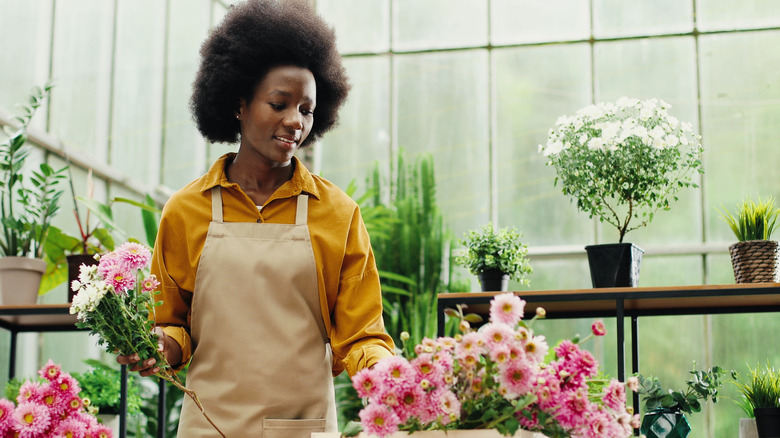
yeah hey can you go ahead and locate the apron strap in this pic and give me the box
[211,186,223,222]
[296,194,309,225]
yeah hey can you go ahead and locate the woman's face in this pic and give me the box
[238,65,316,167]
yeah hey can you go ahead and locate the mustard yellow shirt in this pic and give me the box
[153,153,394,376]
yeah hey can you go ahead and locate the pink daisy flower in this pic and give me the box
[115,242,152,271]
[96,251,121,279]
[40,385,68,418]
[524,335,549,363]
[602,379,627,412]
[12,401,52,437]
[455,332,484,357]
[85,422,112,438]
[591,320,607,337]
[140,274,161,293]
[0,398,14,432]
[54,375,81,398]
[375,356,416,386]
[480,323,515,347]
[488,344,511,364]
[434,388,461,422]
[352,368,382,399]
[104,264,136,294]
[497,358,536,399]
[489,292,525,325]
[359,404,400,438]
[16,381,42,404]
[52,417,87,438]
[39,359,62,381]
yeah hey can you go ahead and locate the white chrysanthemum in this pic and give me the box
[587,137,605,151]
[543,140,564,156]
[78,264,98,283]
[597,121,621,143]
[615,96,639,108]
[649,126,666,139]
[578,104,604,120]
[664,134,679,148]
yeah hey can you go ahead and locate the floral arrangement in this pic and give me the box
[69,241,225,437]
[539,97,703,243]
[351,293,639,437]
[0,360,112,437]
[455,222,533,284]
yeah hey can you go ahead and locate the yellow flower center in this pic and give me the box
[374,417,385,426]
[24,413,34,424]
[391,369,401,378]
[45,395,54,405]
[502,303,513,313]
[420,364,431,374]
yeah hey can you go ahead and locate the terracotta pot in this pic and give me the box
[0,256,47,305]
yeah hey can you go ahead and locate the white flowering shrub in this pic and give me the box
[539,97,703,243]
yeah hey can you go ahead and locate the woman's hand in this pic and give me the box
[116,327,183,377]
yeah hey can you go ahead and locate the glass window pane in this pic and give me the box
[317,0,390,54]
[394,50,489,236]
[110,0,166,186]
[50,0,114,161]
[699,30,780,242]
[490,0,590,45]
[593,0,693,38]
[163,0,211,189]
[493,44,594,247]
[318,56,391,194]
[393,0,487,52]
[0,0,53,131]
[593,37,701,246]
[697,0,780,31]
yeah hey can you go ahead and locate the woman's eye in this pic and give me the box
[269,103,284,110]
[301,109,314,116]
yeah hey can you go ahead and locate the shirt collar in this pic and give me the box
[198,153,320,200]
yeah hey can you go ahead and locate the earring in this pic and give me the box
[235,114,240,120]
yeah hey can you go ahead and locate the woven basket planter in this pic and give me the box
[728,240,780,283]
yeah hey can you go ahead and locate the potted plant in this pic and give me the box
[734,363,780,438]
[0,82,68,305]
[455,222,532,291]
[539,97,703,288]
[636,363,734,438]
[718,195,780,283]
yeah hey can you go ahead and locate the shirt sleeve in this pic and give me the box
[152,202,194,371]
[329,206,395,377]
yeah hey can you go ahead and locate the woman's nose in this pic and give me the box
[283,110,304,130]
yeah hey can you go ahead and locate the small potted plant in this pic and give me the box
[539,97,703,287]
[454,222,532,291]
[637,363,734,438]
[718,195,780,283]
[0,82,68,305]
[734,363,780,438]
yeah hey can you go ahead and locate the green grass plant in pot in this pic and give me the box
[540,97,703,288]
[637,363,734,438]
[718,195,780,283]
[454,222,532,291]
[0,82,68,305]
[734,363,780,438]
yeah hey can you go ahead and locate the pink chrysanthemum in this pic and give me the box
[16,381,42,404]
[96,252,121,279]
[497,358,536,399]
[489,292,525,325]
[591,320,607,337]
[488,344,511,364]
[39,359,62,382]
[54,374,81,398]
[434,388,461,422]
[140,274,160,293]
[375,356,416,386]
[12,401,52,437]
[0,398,14,431]
[104,264,136,294]
[52,416,88,438]
[352,368,382,399]
[602,379,627,412]
[480,323,515,348]
[87,423,112,438]
[359,404,400,438]
[395,384,427,423]
[115,241,152,271]
[65,395,83,413]
[40,385,69,418]
[455,332,484,357]
[524,335,549,363]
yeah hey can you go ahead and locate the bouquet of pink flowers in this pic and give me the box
[0,360,112,437]
[69,241,224,437]
[352,293,640,438]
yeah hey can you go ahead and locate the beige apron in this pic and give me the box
[177,186,337,437]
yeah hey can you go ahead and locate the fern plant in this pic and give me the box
[0,82,67,257]
[719,195,780,241]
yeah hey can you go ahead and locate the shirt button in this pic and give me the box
[257,218,262,223]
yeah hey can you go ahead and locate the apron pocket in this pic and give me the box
[263,418,326,438]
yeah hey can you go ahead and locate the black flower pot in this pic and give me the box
[478,269,509,291]
[754,407,780,438]
[67,253,98,302]
[584,243,644,288]
[640,409,691,438]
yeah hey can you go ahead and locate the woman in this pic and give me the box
[116,1,395,436]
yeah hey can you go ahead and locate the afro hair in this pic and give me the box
[190,0,350,146]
